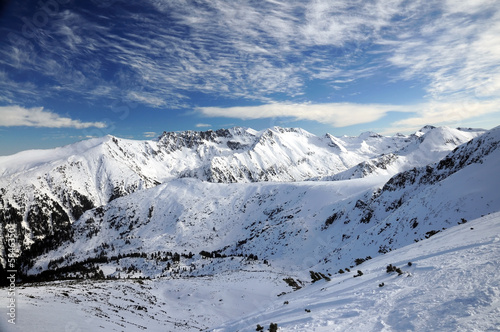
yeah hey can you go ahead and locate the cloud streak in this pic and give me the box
[198,99,500,131]
[388,99,500,132]
[0,1,417,106]
[0,106,107,129]
[198,102,412,127]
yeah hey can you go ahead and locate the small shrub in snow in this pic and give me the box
[269,322,278,332]
[379,282,385,287]
[355,256,372,266]
[387,264,404,275]
[386,264,397,273]
[310,271,322,282]
[247,254,258,261]
[353,270,363,278]
[256,324,264,331]
[283,277,302,291]
[425,230,440,239]
[310,271,331,282]
[379,245,391,254]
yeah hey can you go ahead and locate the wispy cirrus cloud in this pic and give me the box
[0,0,405,107]
[386,0,500,100]
[0,0,498,130]
[0,106,107,129]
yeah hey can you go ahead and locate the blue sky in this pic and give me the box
[1,0,499,155]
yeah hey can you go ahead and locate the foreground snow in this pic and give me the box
[2,212,499,332]
[214,212,500,332]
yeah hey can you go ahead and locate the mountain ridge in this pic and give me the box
[0,125,487,270]
[0,124,499,331]
[3,125,496,280]
[0,126,484,261]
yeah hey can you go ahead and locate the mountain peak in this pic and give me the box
[358,131,383,139]
[412,125,436,137]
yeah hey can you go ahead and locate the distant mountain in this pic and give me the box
[324,126,484,180]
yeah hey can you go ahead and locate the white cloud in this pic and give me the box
[388,99,500,131]
[0,106,107,129]
[197,102,413,127]
[195,123,212,128]
[444,0,498,14]
[143,132,158,138]
[198,99,500,131]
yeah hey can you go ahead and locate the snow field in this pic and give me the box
[213,213,500,331]
[1,213,498,332]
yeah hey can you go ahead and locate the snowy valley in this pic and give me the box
[0,125,499,331]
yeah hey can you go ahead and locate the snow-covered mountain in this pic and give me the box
[21,125,499,279]
[324,125,484,180]
[0,124,498,331]
[0,126,483,261]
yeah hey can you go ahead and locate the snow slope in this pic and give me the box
[1,213,498,332]
[213,212,500,332]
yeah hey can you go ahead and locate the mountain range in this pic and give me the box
[0,124,499,331]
